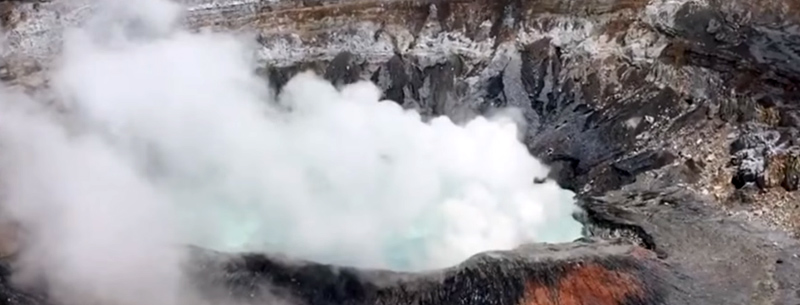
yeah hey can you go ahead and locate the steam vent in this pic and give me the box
[4,0,800,304]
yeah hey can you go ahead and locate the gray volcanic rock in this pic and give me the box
[0,263,47,305]
[3,0,800,304]
[184,240,679,305]
[0,240,681,305]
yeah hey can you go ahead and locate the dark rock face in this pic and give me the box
[0,242,679,305]
[186,241,676,305]
[0,263,47,305]
[4,0,800,304]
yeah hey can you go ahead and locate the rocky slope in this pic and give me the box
[3,0,800,304]
[185,240,678,305]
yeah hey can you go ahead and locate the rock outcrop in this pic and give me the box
[3,0,800,304]
[186,240,677,305]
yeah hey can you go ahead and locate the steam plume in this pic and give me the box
[0,0,583,304]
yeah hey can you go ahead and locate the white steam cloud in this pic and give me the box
[0,0,583,304]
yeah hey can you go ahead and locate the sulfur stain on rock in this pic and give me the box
[0,221,21,259]
[183,241,674,305]
[0,2,19,29]
[762,149,800,191]
[522,263,644,305]
[756,104,781,127]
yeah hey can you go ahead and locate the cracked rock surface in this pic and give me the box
[4,0,800,304]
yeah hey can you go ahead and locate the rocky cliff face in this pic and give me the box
[3,0,800,304]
